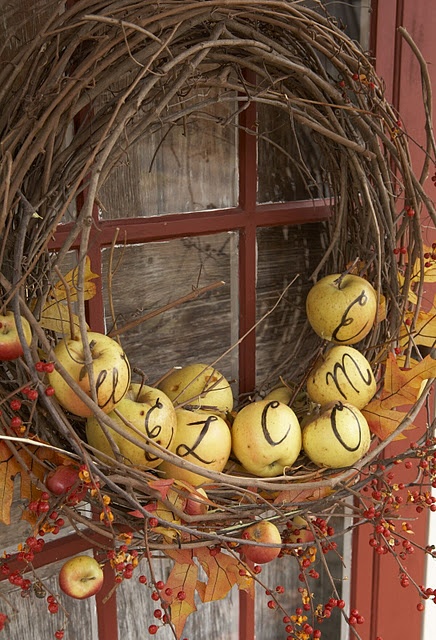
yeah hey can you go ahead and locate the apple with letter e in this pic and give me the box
[47,331,131,417]
[158,363,233,416]
[0,311,32,361]
[86,383,176,468]
[240,520,282,564]
[158,408,231,486]
[231,400,302,477]
[307,345,376,409]
[59,555,104,599]
[302,400,371,468]
[306,273,377,345]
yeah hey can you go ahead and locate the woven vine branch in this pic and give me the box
[0,0,435,559]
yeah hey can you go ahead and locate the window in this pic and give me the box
[1,3,433,640]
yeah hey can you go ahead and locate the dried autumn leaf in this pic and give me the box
[39,256,98,334]
[161,550,198,639]
[0,437,72,525]
[51,256,99,303]
[362,352,436,440]
[195,546,253,603]
[399,307,436,349]
[274,484,335,505]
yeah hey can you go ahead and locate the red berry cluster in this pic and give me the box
[424,243,436,268]
[107,543,139,583]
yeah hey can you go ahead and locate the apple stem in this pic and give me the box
[333,257,361,288]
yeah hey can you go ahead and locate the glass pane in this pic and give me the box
[117,556,239,639]
[0,554,98,640]
[257,1,370,204]
[101,233,238,390]
[255,224,328,392]
[255,525,349,640]
[98,92,238,219]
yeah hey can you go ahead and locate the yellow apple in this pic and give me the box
[302,400,371,468]
[231,400,302,477]
[240,520,282,564]
[158,363,233,416]
[263,385,294,404]
[0,311,32,361]
[48,331,131,417]
[306,345,376,409]
[306,274,377,344]
[86,383,176,468]
[158,408,231,486]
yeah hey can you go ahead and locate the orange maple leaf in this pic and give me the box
[0,437,72,525]
[161,550,198,639]
[362,352,436,440]
[195,546,253,603]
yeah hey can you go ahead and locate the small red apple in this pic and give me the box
[184,487,209,517]
[0,311,32,361]
[240,520,282,564]
[45,465,87,503]
[59,555,104,599]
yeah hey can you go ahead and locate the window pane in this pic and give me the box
[101,233,238,389]
[0,554,98,640]
[255,224,328,392]
[98,94,238,219]
[255,526,349,640]
[117,556,239,639]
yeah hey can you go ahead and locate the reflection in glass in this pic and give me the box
[255,224,328,392]
[98,93,238,218]
[101,233,238,389]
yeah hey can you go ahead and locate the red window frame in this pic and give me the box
[3,3,434,640]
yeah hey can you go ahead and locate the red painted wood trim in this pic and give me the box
[351,2,436,639]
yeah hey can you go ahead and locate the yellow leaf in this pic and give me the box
[51,256,99,303]
[39,300,88,335]
[399,308,436,349]
[38,256,98,335]
[411,246,436,283]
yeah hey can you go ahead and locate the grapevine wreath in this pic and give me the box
[1,1,436,638]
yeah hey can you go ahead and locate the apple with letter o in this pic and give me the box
[47,331,131,417]
[59,555,104,599]
[0,311,32,361]
[231,400,302,477]
[302,400,371,468]
[306,273,377,345]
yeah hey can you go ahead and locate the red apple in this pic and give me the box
[45,464,87,503]
[240,520,282,564]
[0,311,32,361]
[59,555,104,599]
[184,487,209,517]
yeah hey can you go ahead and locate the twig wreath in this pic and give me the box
[1,1,436,638]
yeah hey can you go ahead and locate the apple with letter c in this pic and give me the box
[231,400,302,477]
[306,273,377,345]
[47,331,131,417]
[0,311,32,361]
[59,555,104,599]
